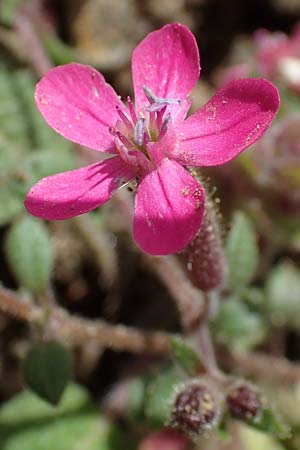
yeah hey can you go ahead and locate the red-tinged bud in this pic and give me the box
[139,430,189,450]
[227,382,263,421]
[169,379,222,436]
[180,203,227,291]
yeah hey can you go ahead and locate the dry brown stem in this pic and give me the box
[0,285,169,355]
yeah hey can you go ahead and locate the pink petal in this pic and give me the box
[25,157,135,220]
[133,159,205,255]
[174,78,280,166]
[35,63,125,153]
[139,430,189,450]
[132,23,200,118]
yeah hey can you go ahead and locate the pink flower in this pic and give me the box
[25,23,279,255]
[255,24,300,91]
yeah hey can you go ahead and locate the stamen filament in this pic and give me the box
[160,114,171,138]
[116,106,133,129]
[127,96,138,124]
[156,105,167,130]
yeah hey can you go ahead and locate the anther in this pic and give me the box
[134,118,146,146]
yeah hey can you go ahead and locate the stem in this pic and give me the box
[73,215,118,288]
[49,308,170,354]
[114,190,205,332]
[14,11,52,77]
[196,323,219,376]
[220,347,300,384]
[0,285,42,322]
[145,255,205,331]
[0,285,169,355]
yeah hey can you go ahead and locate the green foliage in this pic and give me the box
[265,261,300,330]
[238,424,287,450]
[23,342,72,406]
[247,407,290,441]
[145,366,186,427]
[0,63,76,226]
[0,383,134,450]
[213,297,267,351]
[5,216,54,293]
[0,383,95,425]
[126,377,148,422]
[43,36,77,66]
[169,334,203,375]
[226,211,259,292]
[0,187,24,226]
[0,0,23,25]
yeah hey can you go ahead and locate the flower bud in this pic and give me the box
[180,203,227,291]
[226,382,263,421]
[169,379,222,436]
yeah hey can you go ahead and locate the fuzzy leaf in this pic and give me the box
[213,298,267,351]
[246,407,290,440]
[0,383,134,450]
[226,211,259,291]
[23,342,72,406]
[265,261,300,330]
[5,216,53,293]
[0,0,23,24]
[145,367,186,427]
[169,335,203,375]
[0,188,23,226]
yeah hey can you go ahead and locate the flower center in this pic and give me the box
[109,86,180,169]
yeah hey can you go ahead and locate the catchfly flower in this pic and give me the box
[25,23,279,255]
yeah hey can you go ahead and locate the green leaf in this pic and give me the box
[0,65,32,147]
[265,261,300,330]
[213,298,267,351]
[0,187,23,226]
[226,211,259,292]
[126,377,148,422]
[0,383,135,450]
[0,383,95,426]
[43,36,77,66]
[13,70,71,151]
[246,407,290,440]
[24,148,76,183]
[238,424,287,450]
[0,0,23,25]
[23,342,72,406]
[5,216,54,293]
[169,335,203,375]
[145,366,186,427]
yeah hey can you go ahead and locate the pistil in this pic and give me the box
[142,85,181,112]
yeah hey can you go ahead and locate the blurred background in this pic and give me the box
[1,1,300,449]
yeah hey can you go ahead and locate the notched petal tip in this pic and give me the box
[132,23,200,119]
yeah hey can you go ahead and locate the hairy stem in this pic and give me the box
[0,286,169,355]
[73,215,118,288]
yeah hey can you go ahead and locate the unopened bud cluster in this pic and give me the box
[169,379,221,436]
[226,382,263,421]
